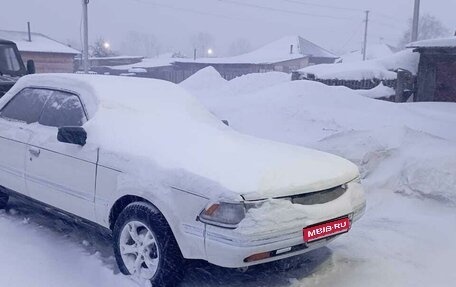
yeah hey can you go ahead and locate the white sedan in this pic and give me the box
[0,74,366,286]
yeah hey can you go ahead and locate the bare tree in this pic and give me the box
[228,38,252,56]
[399,14,450,48]
[190,32,215,58]
[120,31,160,57]
[90,37,116,57]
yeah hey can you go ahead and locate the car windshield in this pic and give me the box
[0,44,21,75]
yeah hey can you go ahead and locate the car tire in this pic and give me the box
[112,202,185,287]
[0,191,8,209]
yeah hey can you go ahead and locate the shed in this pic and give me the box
[408,37,456,102]
[0,30,80,73]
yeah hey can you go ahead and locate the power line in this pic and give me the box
[282,0,404,24]
[218,0,356,21]
[282,0,363,12]
[339,23,363,51]
[130,0,251,23]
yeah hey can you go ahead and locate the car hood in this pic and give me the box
[217,133,359,200]
[98,129,359,201]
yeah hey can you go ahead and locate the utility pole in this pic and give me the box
[362,10,369,61]
[82,0,90,73]
[411,0,420,42]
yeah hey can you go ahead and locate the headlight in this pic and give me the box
[198,202,246,229]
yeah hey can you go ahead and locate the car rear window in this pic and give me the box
[39,90,87,128]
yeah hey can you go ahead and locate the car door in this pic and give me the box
[0,88,51,195]
[25,88,98,221]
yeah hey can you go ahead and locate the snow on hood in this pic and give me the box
[5,74,358,199]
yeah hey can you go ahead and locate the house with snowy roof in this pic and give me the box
[171,36,338,81]
[408,36,456,102]
[0,30,80,73]
[89,36,337,83]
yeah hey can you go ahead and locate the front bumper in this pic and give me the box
[204,182,366,268]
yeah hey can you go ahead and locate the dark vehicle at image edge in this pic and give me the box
[0,38,35,97]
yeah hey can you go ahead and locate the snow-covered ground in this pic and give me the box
[1,68,455,286]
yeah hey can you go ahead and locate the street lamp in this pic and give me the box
[103,41,111,50]
[207,48,213,57]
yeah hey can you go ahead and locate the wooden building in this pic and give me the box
[409,37,456,102]
[0,30,79,73]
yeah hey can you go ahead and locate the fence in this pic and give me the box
[291,71,397,90]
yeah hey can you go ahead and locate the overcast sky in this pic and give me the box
[1,0,455,56]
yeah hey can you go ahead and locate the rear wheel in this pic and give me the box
[113,202,185,287]
[0,191,8,209]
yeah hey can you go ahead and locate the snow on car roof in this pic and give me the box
[4,73,200,120]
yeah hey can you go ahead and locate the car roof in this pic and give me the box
[2,73,200,120]
[0,38,16,45]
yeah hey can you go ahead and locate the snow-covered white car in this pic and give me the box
[0,74,366,286]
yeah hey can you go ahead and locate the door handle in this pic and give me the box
[29,147,41,158]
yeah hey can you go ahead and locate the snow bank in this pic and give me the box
[180,72,456,286]
[316,127,456,204]
[179,66,228,91]
[181,69,289,97]
[297,49,419,81]
[184,78,456,203]
[356,83,396,99]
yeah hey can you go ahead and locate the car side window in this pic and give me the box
[39,90,87,128]
[0,88,52,124]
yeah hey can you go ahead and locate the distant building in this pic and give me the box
[173,36,338,80]
[408,37,456,102]
[92,36,338,83]
[0,30,80,73]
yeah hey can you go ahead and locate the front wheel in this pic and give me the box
[112,202,185,287]
[0,191,8,209]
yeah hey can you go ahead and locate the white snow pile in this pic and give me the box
[297,49,419,81]
[180,67,290,98]
[179,66,228,91]
[182,71,456,204]
[356,82,396,99]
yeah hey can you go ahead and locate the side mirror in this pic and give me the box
[26,60,36,74]
[57,127,87,146]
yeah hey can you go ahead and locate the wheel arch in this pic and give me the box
[109,194,155,230]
